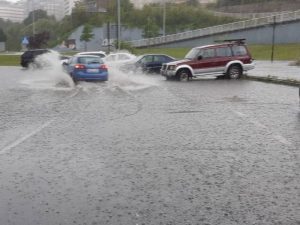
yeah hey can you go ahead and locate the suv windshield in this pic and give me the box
[185,48,201,59]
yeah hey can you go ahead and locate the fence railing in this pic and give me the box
[128,10,300,48]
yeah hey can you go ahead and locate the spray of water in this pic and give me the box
[20,50,161,92]
[20,50,74,90]
[105,51,160,91]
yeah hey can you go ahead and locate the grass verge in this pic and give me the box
[1,43,300,66]
[0,55,20,66]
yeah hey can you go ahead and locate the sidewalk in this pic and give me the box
[245,60,300,86]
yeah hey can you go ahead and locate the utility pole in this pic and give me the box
[117,0,121,50]
[163,1,166,36]
[163,1,166,37]
[32,10,35,36]
[107,21,110,54]
[271,15,276,63]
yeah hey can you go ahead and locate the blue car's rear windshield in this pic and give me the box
[78,56,103,64]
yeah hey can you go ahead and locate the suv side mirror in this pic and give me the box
[197,55,203,60]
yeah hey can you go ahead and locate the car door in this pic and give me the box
[150,55,168,73]
[138,55,154,72]
[214,46,233,73]
[194,48,218,76]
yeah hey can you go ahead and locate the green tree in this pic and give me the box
[23,10,54,26]
[27,31,50,49]
[143,17,160,38]
[80,24,94,51]
[0,28,7,42]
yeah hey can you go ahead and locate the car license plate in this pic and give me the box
[87,69,98,73]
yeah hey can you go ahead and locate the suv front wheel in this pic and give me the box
[226,65,242,79]
[176,69,191,81]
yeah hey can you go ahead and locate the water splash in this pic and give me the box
[20,50,74,90]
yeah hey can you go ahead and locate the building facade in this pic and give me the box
[64,0,78,16]
[0,0,25,22]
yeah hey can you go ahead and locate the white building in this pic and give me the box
[0,0,25,22]
[64,0,78,16]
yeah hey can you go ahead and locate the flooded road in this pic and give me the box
[0,66,299,225]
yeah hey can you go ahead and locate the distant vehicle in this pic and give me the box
[76,51,106,58]
[120,54,175,74]
[104,52,136,65]
[102,39,116,47]
[20,49,50,68]
[63,55,108,82]
[161,39,255,81]
[59,55,71,65]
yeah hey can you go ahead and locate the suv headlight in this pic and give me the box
[168,65,176,70]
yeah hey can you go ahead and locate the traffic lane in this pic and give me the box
[247,60,300,81]
[163,79,300,147]
[0,76,299,225]
[0,66,75,151]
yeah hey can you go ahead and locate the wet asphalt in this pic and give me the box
[0,66,299,225]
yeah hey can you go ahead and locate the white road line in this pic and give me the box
[231,109,294,147]
[0,120,54,155]
[272,134,293,146]
[0,88,79,155]
[249,119,268,129]
[232,110,248,118]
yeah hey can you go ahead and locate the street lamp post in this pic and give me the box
[32,10,35,35]
[117,0,121,50]
[162,1,166,37]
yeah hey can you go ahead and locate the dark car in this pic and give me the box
[20,49,50,68]
[161,39,255,81]
[120,54,175,74]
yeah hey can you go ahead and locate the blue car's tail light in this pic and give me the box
[75,64,86,69]
[100,64,108,70]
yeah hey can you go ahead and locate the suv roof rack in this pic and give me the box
[214,38,246,44]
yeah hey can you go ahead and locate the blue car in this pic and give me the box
[120,54,175,74]
[63,55,108,82]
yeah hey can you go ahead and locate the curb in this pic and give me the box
[244,75,300,87]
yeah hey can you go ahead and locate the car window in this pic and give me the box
[153,55,165,62]
[80,53,105,58]
[185,48,201,59]
[78,57,101,64]
[140,55,153,63]
[216,47,232,57]
[232,45,247,56]
[202,48,215,59]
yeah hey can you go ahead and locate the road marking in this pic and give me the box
[0,120,54,155]
[231,109,294,147]
[272,134,293,146]
[232,110,247,118]
[0,87,79,156]
[249,119,268,129]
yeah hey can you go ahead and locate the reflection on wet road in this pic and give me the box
[0,66,299,225]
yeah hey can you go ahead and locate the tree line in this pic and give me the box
[0,0,237,51]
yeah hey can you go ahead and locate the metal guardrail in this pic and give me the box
[213,11,293,19]
[128,10,300,48]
